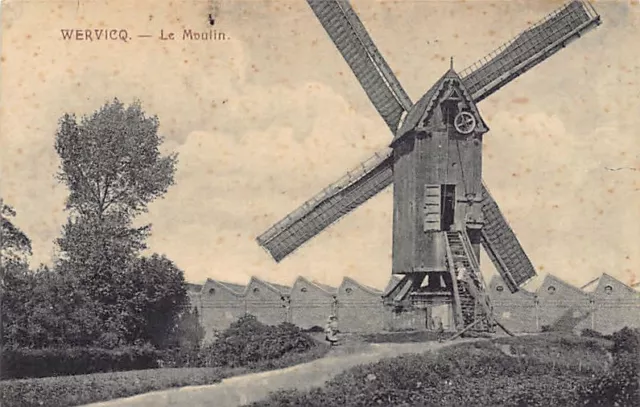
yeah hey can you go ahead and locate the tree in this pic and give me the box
[53,99,182,347]
[170,306,205,351]
[1,200,32,268]
[1,200,35,347]
[54,98,177,219]
[127,254,189,348]
[2,264,101,348]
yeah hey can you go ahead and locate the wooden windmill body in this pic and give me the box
[257,0,601,334]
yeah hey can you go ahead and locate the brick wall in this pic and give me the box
[199,279,247,343]
[536,275,591,331]
[489,275,538,333]
[187,273,639,339]
[244,277,289,326]
[289,277,336,330]
[575,274,640,335]
[337,277,384,333]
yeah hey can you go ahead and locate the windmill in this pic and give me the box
[257,0,601,334]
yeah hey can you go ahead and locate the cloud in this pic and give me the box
[482,110,640,287]
[143,80,394,288]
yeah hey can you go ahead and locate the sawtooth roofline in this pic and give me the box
[191,273,637,299]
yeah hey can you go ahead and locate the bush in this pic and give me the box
[578,327,640,406]
[303,325,325,333]
[1,345,161,379]
[611,327,640,355]
[198,314,318,368]
[581,328,612,340]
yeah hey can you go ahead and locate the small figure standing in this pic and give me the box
[436,317,445,343]
[325,315,339,346]
[456,261,468,282]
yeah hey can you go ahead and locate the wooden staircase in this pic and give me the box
[445,230,495,333]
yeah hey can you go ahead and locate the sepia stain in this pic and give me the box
[512,97,529,104]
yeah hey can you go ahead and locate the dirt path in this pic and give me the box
[82,340,475,407]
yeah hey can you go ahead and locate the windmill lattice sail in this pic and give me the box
[480,183,537,290]
[306,0,413,131]
[257,149,393,261]
[461,0,600,102]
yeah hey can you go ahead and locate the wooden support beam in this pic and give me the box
[495,319,515,337]
[448,319,481,341]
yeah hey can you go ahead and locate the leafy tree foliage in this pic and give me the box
[2,263,101,348]
[170,306,205,351]
[51,99,185,348]
[3,100,187,350]
[0,201,32,267]
[54,99,177,218]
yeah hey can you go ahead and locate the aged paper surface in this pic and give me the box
[1,0,639,405]
[1,0,637,289]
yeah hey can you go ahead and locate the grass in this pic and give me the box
[492,332,613,373]
[0,344,330,407]
[361,330,443,343]
[0,367,225,407]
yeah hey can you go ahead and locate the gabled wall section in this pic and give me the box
[290,276,336,330]
[489,275,538,333]
[199,279,247,342]
[244,277,289,326]
[536,274,591,331]
[576,274,640,334]
[337,277,384,333]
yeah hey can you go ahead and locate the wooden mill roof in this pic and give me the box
[393,68,486,147]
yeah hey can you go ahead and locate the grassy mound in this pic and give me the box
[248,332,636,407]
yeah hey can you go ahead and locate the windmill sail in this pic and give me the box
[257,149,393,261]
[461,0,600,102]
[480,184,537,292]
[306,0,412,131]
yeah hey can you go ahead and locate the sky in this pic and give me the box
[0,0,638,291]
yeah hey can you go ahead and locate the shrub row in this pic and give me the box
[1,345,162,380]
[2,314,323,380]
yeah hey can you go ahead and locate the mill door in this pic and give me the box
[441,184,456,231]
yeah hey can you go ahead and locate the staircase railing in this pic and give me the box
[444,232,464,329]
[457,231,495,326]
